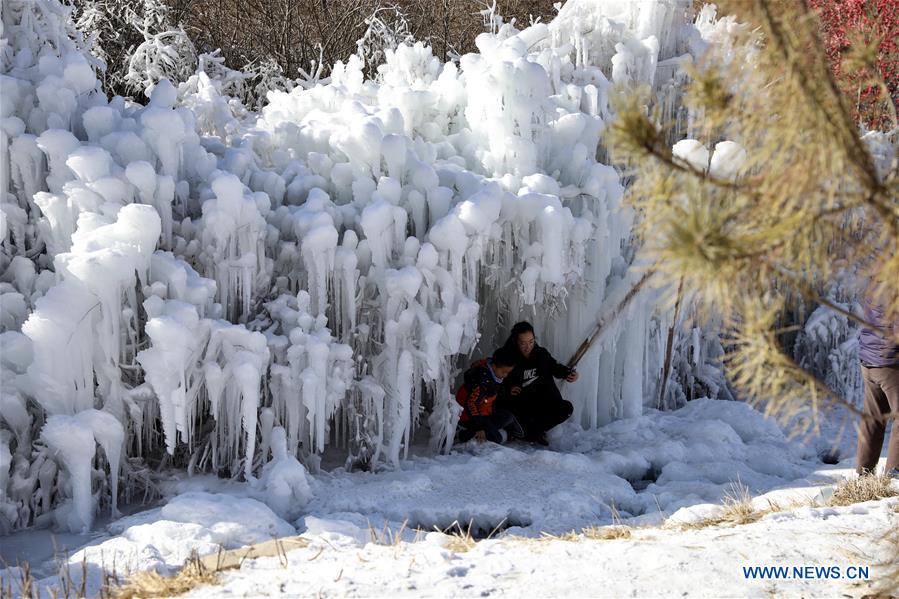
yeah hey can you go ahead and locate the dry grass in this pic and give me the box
[0,561,34,599]
[582,525,633,540]
[674,473,898,534]
[675,482,764,531]
[368,519,410,547]
[1,533,312,599]
[1,555,93,599]
[828,473,899,507]
[719,483,760,525]
[110,536,309,598]
[577,503,634,540]
[111,552,219,599]
[435,519,508,553]
[366,518,506,553]
[523,524,636,544]
[537,530,580,543]
[669,482,823,531]
[505,502,636,544]
[758,493,820,513]
[442,522,478,553]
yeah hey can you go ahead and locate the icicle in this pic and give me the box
[137,297,205,455]
[41,415,96,532]
[234,360,262,480]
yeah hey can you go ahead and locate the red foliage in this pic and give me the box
[808,0,899,129]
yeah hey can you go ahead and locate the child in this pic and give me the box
[456,346,523,443]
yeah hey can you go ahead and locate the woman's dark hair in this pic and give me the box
[510,321,535,338]
[504,321,536,351]
[491,346,517,368]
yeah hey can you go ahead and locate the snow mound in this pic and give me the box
[158,492,296,540]
[42,492,295,597]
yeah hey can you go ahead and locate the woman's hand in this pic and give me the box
[474,430,487,442]
[566,371,579,383]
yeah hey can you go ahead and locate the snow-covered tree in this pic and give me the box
[73,0,178,97]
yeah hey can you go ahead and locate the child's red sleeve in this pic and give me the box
[466,385,482,417]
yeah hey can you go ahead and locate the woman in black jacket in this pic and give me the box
[501,321,576,445]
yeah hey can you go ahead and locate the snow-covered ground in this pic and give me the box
[2,399,895,598]
[186,496,896,599]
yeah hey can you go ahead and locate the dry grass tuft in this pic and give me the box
[368,519,409,547]
[442,523,478,553]
[110,536,309,598]
[2,537,311,599]
[577,501,634,540]
[538,530,580,543]
[437,519,508,553]
[111,551,219,599]
[673,482,767,531]
[829,473,898,507]
[673,474,897,534]
[582,525,633,540]
[759,493,820,514]
[2,554,95,599]
[719,482,760,525]
[0,561,34,599]
[532,524,634,543]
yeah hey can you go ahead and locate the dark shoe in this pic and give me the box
[457,427,475,443]
[506,418,525,440]
[527,432,548,446]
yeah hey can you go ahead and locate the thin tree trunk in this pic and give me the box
[658,276,685,410]
[567,269,656,369]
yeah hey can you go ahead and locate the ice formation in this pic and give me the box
[40,409,123,532]
[253,426,314,520]
[0,0,752,531]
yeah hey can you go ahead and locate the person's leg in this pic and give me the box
[532,382,574,434]
[506,391,540,438]
[490,407,524,440]
[462,413,510,444]
[871,366,899,473]
[542,398,574,431]
[457,422,475,443]
[460,416,489,443]
[856,365,891,474]
[481,413,505,444]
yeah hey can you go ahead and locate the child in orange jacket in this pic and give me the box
[456,347,523,444]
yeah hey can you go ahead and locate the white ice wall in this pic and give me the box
[0,0,723,531]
